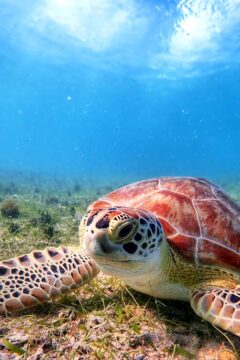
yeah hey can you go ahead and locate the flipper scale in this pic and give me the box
[190,286,240,336]
[0,245,99,313]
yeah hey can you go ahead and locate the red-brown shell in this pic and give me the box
[90,177,240,272]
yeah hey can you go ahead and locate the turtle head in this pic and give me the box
[80,206,170,285]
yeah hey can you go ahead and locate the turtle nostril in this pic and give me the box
[118,223,134,238]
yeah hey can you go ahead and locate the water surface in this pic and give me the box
[0,1,240,184]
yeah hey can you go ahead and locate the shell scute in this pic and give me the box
[157,217,176,237]
[89,200,111,211]
[214,187,240,218]
[102,179,159,206]
[159,177,216,200]
[198,238,240,271]
[91,177,240,270]
[195,199,240,251]
[168,234,196,261]
[130,190,200,237]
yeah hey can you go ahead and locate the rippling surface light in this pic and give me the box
[1,0,240,77]
[0,1,240,180]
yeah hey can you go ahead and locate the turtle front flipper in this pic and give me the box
[0,245,99,314]
[190,285,240,336]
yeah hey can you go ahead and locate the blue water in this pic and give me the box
[0,1,240,184]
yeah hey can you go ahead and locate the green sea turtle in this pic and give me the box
[1,177,240,336]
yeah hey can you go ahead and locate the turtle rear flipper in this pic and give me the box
[190,285,240,336]
[0,245,99,313]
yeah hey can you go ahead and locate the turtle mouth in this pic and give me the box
[83,245,145,265]
[83,246,132,263]
[82,236,138,263]
[83,233,122,257]
[91,255,132,263]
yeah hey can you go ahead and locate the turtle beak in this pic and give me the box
[83,220,126,258]
[82,227,131,262]
[83,231,114,257]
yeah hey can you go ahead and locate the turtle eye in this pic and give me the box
[110,220,137,243]
[118,223,134,238]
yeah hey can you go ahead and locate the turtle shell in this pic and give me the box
[89,177,240,272]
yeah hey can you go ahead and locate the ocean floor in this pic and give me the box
[0,176,240,359]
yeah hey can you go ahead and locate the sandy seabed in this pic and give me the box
[0,176,239,359]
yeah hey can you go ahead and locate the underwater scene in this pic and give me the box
[0,1,240,359]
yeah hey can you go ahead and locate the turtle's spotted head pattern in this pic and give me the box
[80,207,167,278]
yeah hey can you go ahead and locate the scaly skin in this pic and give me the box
[190,285,240,336]
[0,245,99,313]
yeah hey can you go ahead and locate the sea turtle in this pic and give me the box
[1,177,240,336]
